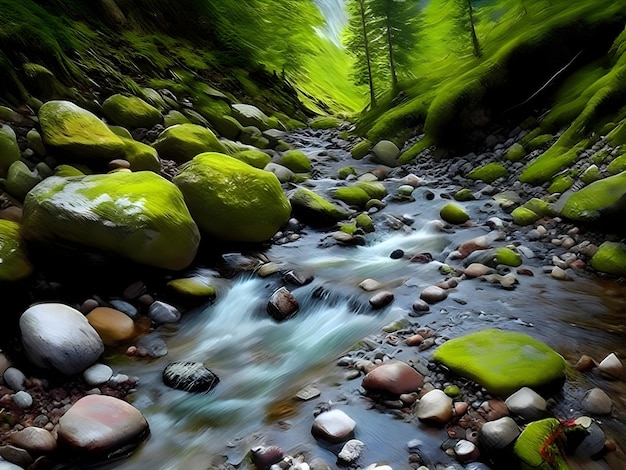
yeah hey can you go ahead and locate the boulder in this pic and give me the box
[480,417,520,451]
[38,100,125,160]
[57,395,149,455]
[334,186,371,207]
[289,187,350,226]
[0,129,21,177]
[264,162,296,183]
[20,303,104,375]
[174,153,291,243]
[209,114,243,140]
[231,104,271,130]
[1,160,43,201]
[102,94,163,129]
[590,241,626,276]
[152,124,226,163]
[279,150,311,173]
[232,149,271,169]
[121,138,161,172]
[22,171,200,271]
[362,360,423,395]
[560,171,626,222]
[432,329,565,395]
[0,219,33,281]
[371,140,400,167]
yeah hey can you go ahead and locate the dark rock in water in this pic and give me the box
[163,361,219,393]
[410,252,433,263]
[369,291,394,309]
[389,249,404,259]
[282,269,314,286]
[267,286,299,321]
[250,445,283,470]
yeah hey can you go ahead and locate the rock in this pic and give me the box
[512,206,541,226]
[87,307,136,346]
[264,162,296,183]
[102,94,163,128]
[152,124,226,163]
[464,263,492,278]
[83,363,113,386]
[550,266,569,280]
[163,361,219,393]
[0,220,33,281]
[467,162,507,183]
[121,138,161,172]
[505,387,547,420]
[458,236,490,258]
[22,172,200,271]
[174,153,291,243]
[335,186,371,207]
[496,247,522,267]
[296,385,321,401]
[232,149,271,169]
[311,409,356,443]
[432,329,565,395]
[250,445,283,470]
[359,278,384,291]
[480,416,520,450]
[411,298,430,314]
[289,187,350,226]
[279,150,311,173]
[351,139,372,160]
[282,270,314,287]
[575,355,597,372]
[310,116,341,130]
[369,291,394,309]
[148,301,182,324]
[267,287,299,321]
[13,391,32,408]
[20,303,104,375]
[582,388,612,415]
[231,104,271,130]
[362,359,424,395]
[414,389,454,425]
[356,181,387,199]
[454,439,480,462]
[513,418,567,470]
[0,130,21,178]
[2,160,43,201]
[597,352,624,379]
[167,277,216,298]
[57,395,149,455]
[8,426,57,454]
[372,140,400,166]
[38,100,125,160]
[440,203,470,224]
[560,171,626,223]
[338,439,365,463]
[0,445,33,468]
[590,242,626,277]
[419,285,448,304]
[4,367,26,391]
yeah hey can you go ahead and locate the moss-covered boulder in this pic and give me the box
[232,149,271,169]
[496,247,523,267]
[356,181,387,200]
[0,129,21,177]
[454,188,475,201]
[505,143,526,162]
[351,139,372,160]
[231,104,271,130]
[122,139,161,172]
[432,329,566,396]
[371,140,400,167]
[334,186,371,207]
[548,174,574,194]
[467,162,508,183]
[173,153,291,243]
[289,187,350,226]
[210,114,243,140]
[514,419,568,470]
[164,110,191,128]
[560,171,626,222]
[580,164,602,184]
[355,213,374,232]
[0,219,33,281]
[279,150,311,173]
[102,94,163,129]
[511,206,540,226]
[310,116,341,130]
[440,203,470,224]
[152,124,226,163]
[590,242,626,276]
[0,161,42,201]
[38,100,126,161]
[607,154,626,175]
[338,166,357,179]
[22,172,200,270]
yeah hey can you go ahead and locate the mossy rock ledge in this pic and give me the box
[173,153,291,243]
[22,171,200,271]
[590,241,626,277]
[560,171,626,222]
[432,329,566,396]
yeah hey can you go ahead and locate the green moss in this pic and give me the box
[523,198,557,217]
[398,136,434,164]
[454,188,475,202]
[560,171,626,221]
[102,94,163,129]
[607,118,626,146]
[355,181,387,200]
[496,247,523,267]
[1,160,42,201]
[511,207,540,226]
[122,139,161,172]
[152,124,226,163]
[0,130,21,177]
[607,153,626,174]
[338,166,357,180]
[514,419,568,470]
[505,143,526,162]
[355,213,374,232]
[232,150,271,169]
[0,219,33,281]
[334,187,371,208]
[167,277,216,298]
[548,174,574,194]
[467,162,508,183]
[351,139,372,160]
[580,164,602,184]
[433,329,566,396]
[310,116,341,130]
[279,150,311,173]
[526,134,554,151]
[440,202,469,224]
[591,241,626,276]
[289,187,350,226]
[520,142,587,184]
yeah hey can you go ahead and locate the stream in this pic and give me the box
[101,128,625,469]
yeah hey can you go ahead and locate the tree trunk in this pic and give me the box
[467,0,481,58]
[358,0,377,106]
[385,13,398,92]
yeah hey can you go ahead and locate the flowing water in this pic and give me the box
[105,130,626,469]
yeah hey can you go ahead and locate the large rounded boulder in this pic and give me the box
[22,171,200,270]
[38,100,125,160]
[173,153,291,243]
[102,94,163,129]
[0,219,33,281]
[152,123,226,163]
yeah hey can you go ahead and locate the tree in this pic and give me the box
[345,0,378,106]
[459,0,482,58]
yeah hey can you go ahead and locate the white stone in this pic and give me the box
[414,389,453,425]
[20,303,104,375]
[311,409,356,443]
[338,439,365,463]
[84,363,113,386]
[505,387,546,420]
[480,417,520,450]
[597,352,623,379]
[582,388,612,415]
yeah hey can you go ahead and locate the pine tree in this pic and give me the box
[459,0,481,58]
[345,0,378,106]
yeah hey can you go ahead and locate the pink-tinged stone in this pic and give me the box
[458,236,490,258]
[57,395,149,454]
[362,359,424,395]
[8,426,57,453]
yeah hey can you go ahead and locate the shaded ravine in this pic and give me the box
[108,127,625,469]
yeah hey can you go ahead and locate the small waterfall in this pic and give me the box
[314,0,348,46]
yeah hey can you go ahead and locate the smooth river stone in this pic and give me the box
[414,389,454,425]
[87,307,136,346]
[162,361,219,393]
[57,395,149,454]
[311,409,356,443]
[20,303,104,375]
[419,285,448,304]
[362,359,424,395]
[8,426,57,453]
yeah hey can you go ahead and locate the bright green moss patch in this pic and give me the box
[607,153,626,174]
[454,188,475,202]
[167,277,217,298]
[102,94,163,129]
[560,171,626,221]
[0,130,21,177]
[514,419,568,470]
[526,134,554,151]
[355,213,374,232]
[289,187,350,226]
[398,136,434,164]
[310,116,341,130]
[548,174,574,194]
[351,139,372,160]
[152,124,226,163]
[580,164,602,184]
[439,203,469,225]
[432,329,566,396]
[338,166,357,180]
[279,150,311,173]
[232,150,271,169]
[496,247,523,267]
[355,181,387,200]
[0,219,33,281]
[520,143,586,185]
[591,241,626,276]
[467,163,508,183]
[334,187,371,207]
[511,207,540,226]
[505,143,526,162]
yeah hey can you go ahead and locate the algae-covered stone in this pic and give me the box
[231,104,270,130]
[355,213,374,232]
[167,277,217,298]
[440,203,469,224]
[496,247,522,267]
[580,164,602,184]
[514,419,568,470]
[289,187,350,226]
[334,186,371,207]
[467,162,508,183]
[102,94,163,129]
[210,114,243,140]
[173,153,291,243]
[512,207,540,226]
[432,329,565,395]
[0,219,33,281]
[338,166,357,179]
[122,139,161,172]
[0,130,21,178]
[454,188,475,201]
[279,150,311,173]
[356,181,387,200]
[560,171,626,222]
[607,154,626,175]
[351,139,372,160]
[22,172,200,270]
[310,116,341,130]
[54,164,85,177]
[38,100,125,160]
[371,140,400,167]
[505,143,526,162]
[233,149,271,169]
[1,161,42,201]
[152,124,226,163]
[590,242,626,276]
[548,174,574,194]
[164,110,190,128]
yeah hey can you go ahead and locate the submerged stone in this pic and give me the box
[163,361,219,393]
[432,329,565,395]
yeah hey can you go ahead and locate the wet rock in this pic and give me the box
[250,445,283,470]
[597,352,624,379]
[0,445,33,468]
[8,427,57,454]
[148,301,182,324]
[575,355,597,372]
[582,388,612,415]
[440,203,470,225]
[389,249,404,259]
[369,291,394,309]
[481,272,518,289]
[371,140,399,166]
[86,307,137,346]
[410,298,430,315]
[359,278,384,291]
[362,360,424,395]
[311,409,356,443]
[464,263,492,278]
[458,236,490,258]
[3,368,26,392]
[479,416,520,450]
[550,266,570,280]
[83,363,113,386]
[414,389,454,425]
[505,387,546,420]
[136,332,168,358]
[338,439,365,464]
[296,385,321,401]
[309,457,333,470]
[454,439,480,462]
[405,334,424,346]
[13,391,32,409]
[267,287,299,321]
[282,270,314,286]
[57,395,149,456]
[163,361,219,393]
[419,285,448,304]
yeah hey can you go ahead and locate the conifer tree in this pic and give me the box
[345,0,378,106]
